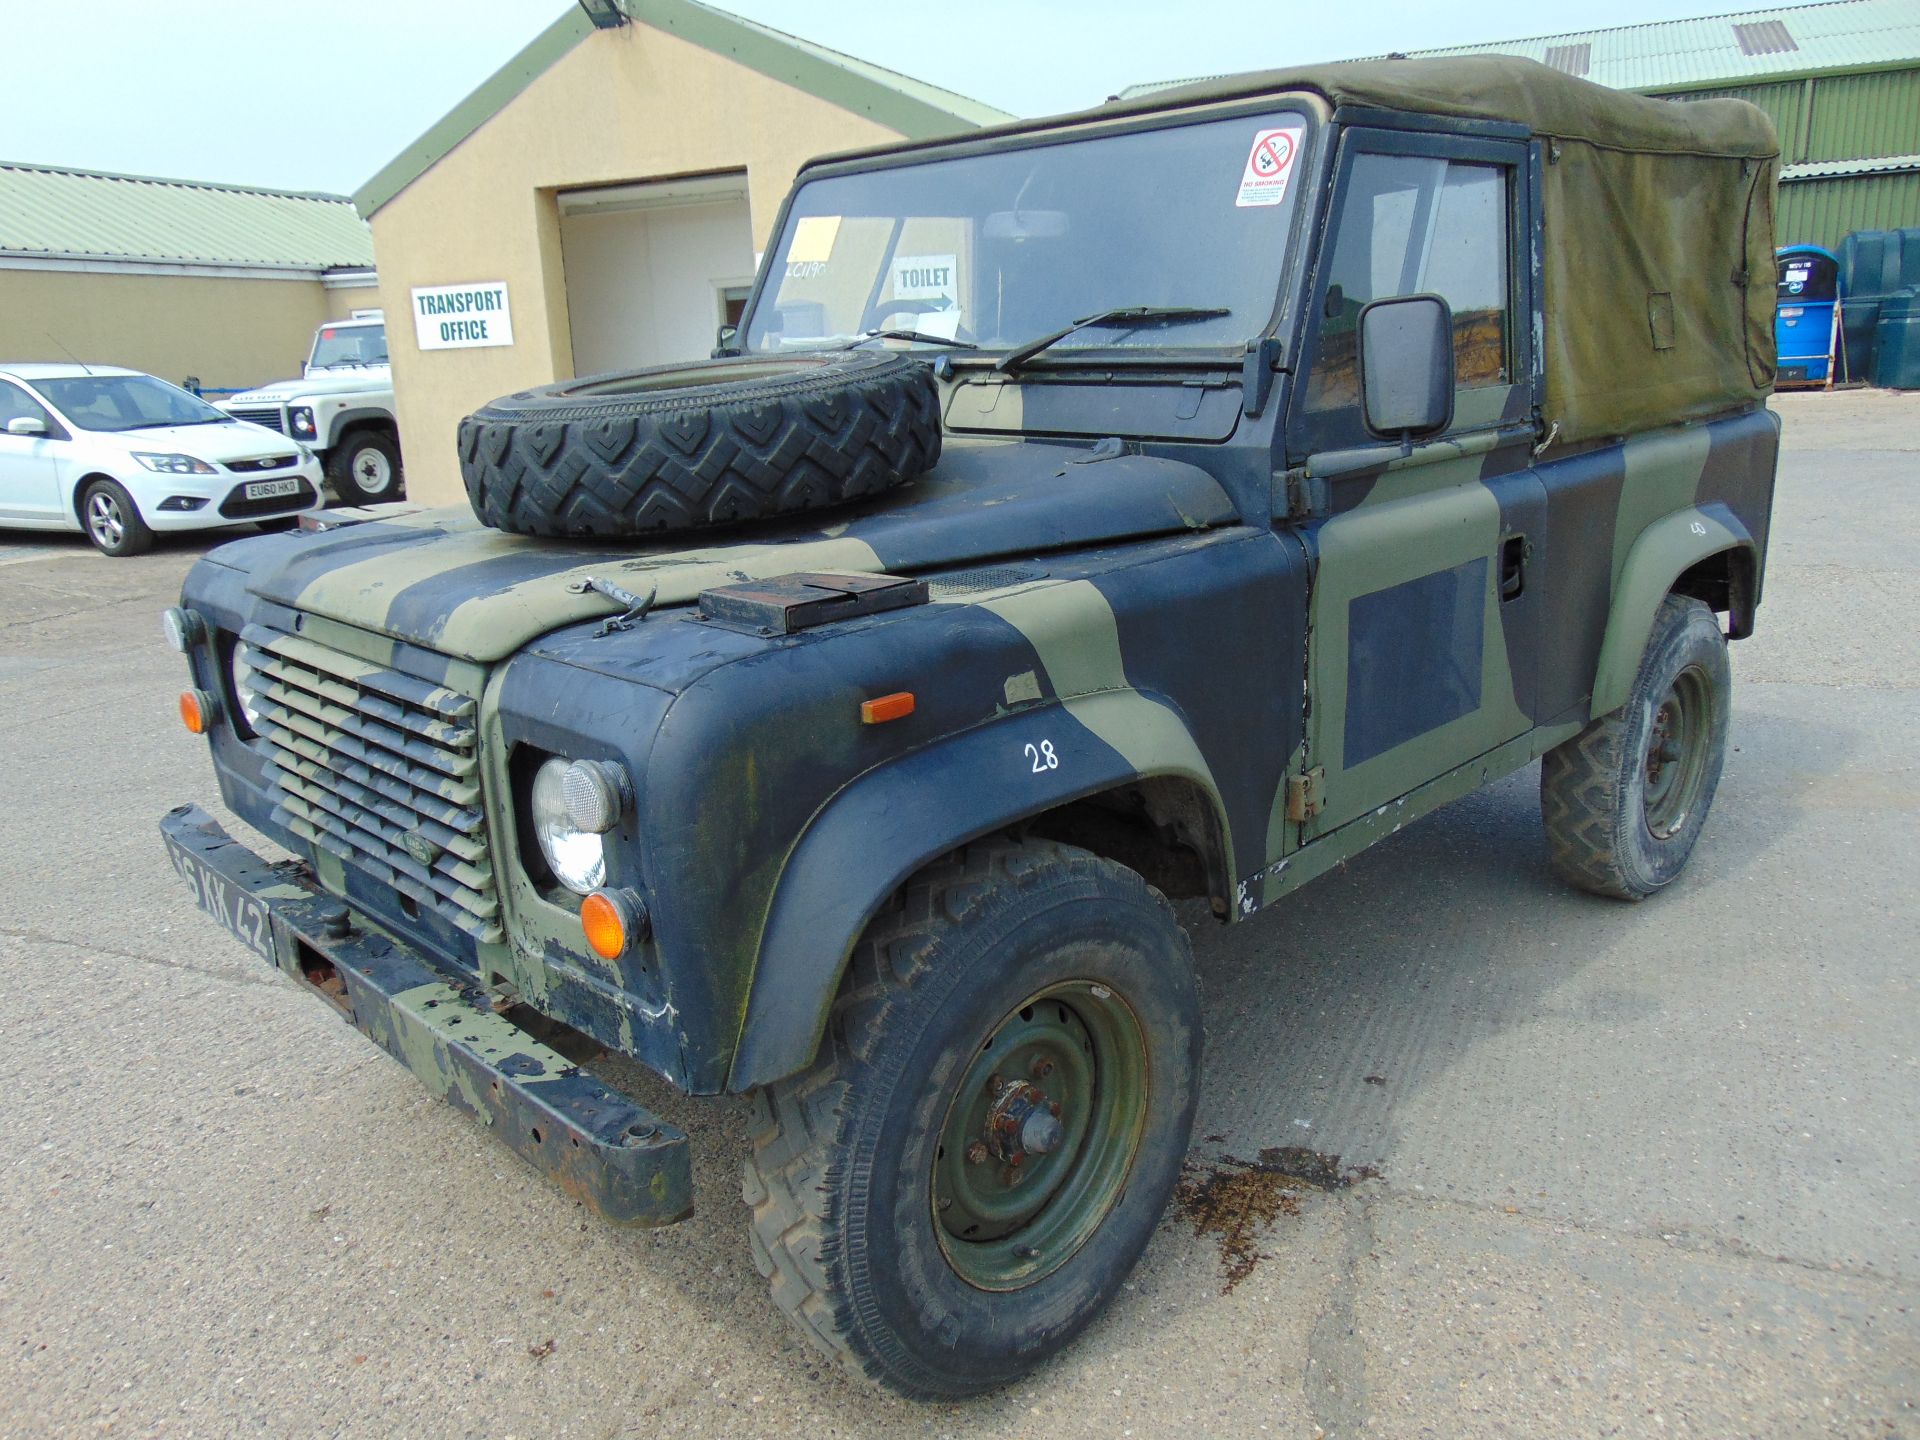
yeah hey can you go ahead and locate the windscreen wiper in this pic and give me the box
[996,306,1232,374]
[839,328,979,351]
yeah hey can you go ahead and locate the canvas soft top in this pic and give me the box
[810,55,1782,445]
[1152,58,1782,442]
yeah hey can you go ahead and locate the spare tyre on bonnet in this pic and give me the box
[457,351,942,537]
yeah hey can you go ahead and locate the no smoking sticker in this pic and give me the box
[1237,126,1304,208]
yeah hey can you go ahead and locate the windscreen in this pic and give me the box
[35,374,229,432]
[310,322,389,369]
[745,111,1312,359]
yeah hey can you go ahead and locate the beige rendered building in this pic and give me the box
[0,162,377,394]
[354,0,1007,505]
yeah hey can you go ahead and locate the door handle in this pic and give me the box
[1499,534,1526,601]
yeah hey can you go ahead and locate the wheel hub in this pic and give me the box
[1643,665,1710,838]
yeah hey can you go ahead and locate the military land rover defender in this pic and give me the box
[163,57,1781,1397]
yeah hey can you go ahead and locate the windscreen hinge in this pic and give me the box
[1242,336,1284,418]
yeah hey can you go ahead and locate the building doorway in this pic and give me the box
[558,173,755,377]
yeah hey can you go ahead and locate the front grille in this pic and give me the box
[226,454,298,473]
[226,406,286,434]
[218,479,316,519]
[240,625,501,943]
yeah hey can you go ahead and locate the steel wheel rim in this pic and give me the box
[931,976,1148,1292]
[354,448,392,490]
[1644,664,1711,838]
[87,492,124,547]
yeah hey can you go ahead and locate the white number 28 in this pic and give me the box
[1024,739,1060,774]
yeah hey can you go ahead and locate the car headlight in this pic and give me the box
[531,757,607,894]
[229,643,263,737]
[133,452,216,475]
[290,406,317,438]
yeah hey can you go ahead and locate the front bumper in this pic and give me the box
[144,464,325,532]
[160,803,693,1227]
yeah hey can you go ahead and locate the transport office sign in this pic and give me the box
[411,281,513,350]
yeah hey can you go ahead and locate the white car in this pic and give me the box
[0,363,325,557]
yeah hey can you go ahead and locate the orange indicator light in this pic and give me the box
[581,890,630,960]
[178,689,214,735]
[860,691,916,725]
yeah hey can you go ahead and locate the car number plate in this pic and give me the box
[244,477,301,500]
[165,834,276,962]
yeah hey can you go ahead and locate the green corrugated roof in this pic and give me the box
[354,0,1010,218]
[0,162,373,270]
[1119,0,1920,100]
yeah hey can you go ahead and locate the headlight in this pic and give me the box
[133,452,216,475]
[229,644,263,737]
[532,757,606,894]
[290,406,317,438]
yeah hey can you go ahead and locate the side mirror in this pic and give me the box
[6,416,47,437]
[1357,293,1454,440]
[712,323,741,359]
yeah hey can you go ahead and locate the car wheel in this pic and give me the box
[1540,594,1731,899]
[81,479,154,557]
[743,838,1201,1398]
[326,430,403,504]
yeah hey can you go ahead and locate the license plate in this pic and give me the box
[245,477,301,500]
[166,835,276,962]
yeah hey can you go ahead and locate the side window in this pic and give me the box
[0,381,54,430]
[1305,152,1513,426]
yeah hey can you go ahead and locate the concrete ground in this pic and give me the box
[0,389,1914,1438]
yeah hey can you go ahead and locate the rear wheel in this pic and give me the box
[326,428,402,504]
[743,838,1200,1398]
[80,479,153,557]
[1540,594,1731,899]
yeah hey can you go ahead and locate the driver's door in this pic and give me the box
[1287,128,1546,842]
[0,381,66,523]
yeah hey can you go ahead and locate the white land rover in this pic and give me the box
[220,316,403,504]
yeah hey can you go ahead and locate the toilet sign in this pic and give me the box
[1236,126,1304,208]
[411,281,514,350]
[890,253,957,304]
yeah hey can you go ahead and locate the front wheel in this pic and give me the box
[80,479,153,557]
[743,839,1200,1398]
[1540,594,1731,899]
[325,429,403,504]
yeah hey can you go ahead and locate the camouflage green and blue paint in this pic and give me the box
[177,392,1775,1097]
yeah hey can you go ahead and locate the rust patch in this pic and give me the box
[1174,1147,1382,1293]
[1174,1158,1304,1292]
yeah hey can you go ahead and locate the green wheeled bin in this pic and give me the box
[1871,287,1920,390]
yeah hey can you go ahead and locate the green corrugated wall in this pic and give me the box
[1778,171,1920,251]
[1671,68,1920,251]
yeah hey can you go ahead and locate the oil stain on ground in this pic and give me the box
[1173,1146,1382,1292]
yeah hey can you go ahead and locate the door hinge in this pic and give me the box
[1286,767,1326,822]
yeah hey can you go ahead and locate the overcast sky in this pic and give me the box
[4,0,1743,195]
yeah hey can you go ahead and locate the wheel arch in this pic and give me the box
[325,409,397,452]
[70,470,128,525]
[724,691,1233,1092]
[1592,502,1756,716]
